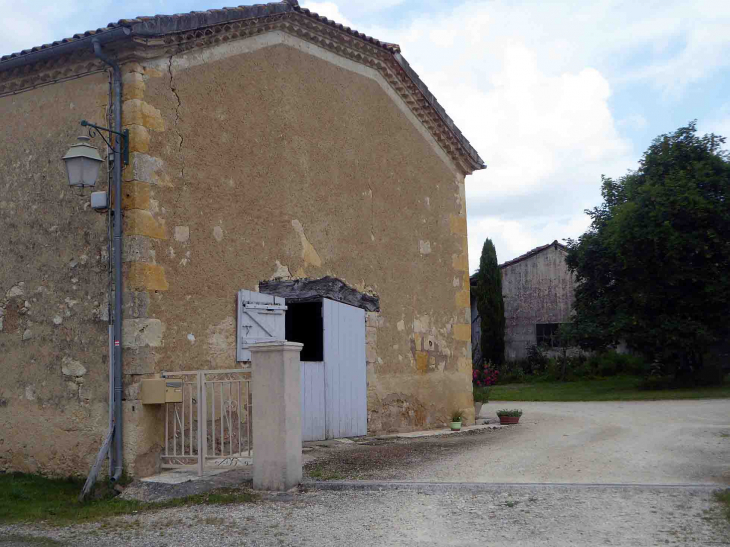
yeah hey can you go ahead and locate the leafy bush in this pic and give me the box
[639,362,727,390]
[638,375,677,391]
[497,360,528,383]
[451,410,464,422]
[586,351,648,377]
[526,345,549,375]
[473,386,491,403]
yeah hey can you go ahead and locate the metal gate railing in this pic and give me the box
[160,369,252,476]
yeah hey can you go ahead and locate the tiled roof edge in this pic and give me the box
[0,0,485,172]
[393,53,484,170]
[499,240,567,269]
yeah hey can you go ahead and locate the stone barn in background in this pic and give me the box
[0,0,485,477]
[471,241,576,362]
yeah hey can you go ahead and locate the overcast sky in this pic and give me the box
[3,0,729,270]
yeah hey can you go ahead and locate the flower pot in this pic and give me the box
[474,402,483,418]
[450,421,462,431]
[499,416,520,425]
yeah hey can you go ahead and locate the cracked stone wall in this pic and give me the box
[136,34,474,435]
[0,74,113,477]
[0,31,476,478]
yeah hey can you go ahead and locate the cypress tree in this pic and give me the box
[474,238,505,366]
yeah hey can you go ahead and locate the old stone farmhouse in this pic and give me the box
[471,241,575,362]
[0,1,485,477]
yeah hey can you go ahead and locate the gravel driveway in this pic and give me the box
[3,485,728,546]
[3,399,729,546]
[436,399,730,484]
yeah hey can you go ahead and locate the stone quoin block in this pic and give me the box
[126,263,169,292]
[123,209,166,239]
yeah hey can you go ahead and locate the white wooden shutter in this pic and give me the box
[237,289,287,361]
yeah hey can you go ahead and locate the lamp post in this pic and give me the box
[64,116,129,488]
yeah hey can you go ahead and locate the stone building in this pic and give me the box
[471,241,576,362]
[0,1,485,477]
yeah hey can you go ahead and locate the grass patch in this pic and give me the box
[716,491,730,524]
[0,473,257,525]
[306,467,344,481]
[489,375,730,401]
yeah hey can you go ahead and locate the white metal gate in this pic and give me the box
[160,369,252,476]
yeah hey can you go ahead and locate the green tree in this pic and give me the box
[566,122,730,381]
[474,238,505,366]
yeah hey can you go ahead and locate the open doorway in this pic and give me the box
[285,300,324,362]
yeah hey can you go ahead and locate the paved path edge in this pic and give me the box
[305,480,728,492]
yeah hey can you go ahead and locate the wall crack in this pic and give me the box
[367,181,374,241]
[168,54,185,208]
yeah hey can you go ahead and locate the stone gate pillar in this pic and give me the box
[249,341,303,491]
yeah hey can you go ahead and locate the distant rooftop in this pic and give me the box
[470,240,567,283]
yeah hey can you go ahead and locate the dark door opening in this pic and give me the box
[285,300,324,361]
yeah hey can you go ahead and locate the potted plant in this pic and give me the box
[450,410,463,431]
[496,409,523,425]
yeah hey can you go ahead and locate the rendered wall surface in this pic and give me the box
[0,73,116,476]
[1,31,475,476]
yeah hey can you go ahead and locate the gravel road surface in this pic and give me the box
[3,399,729,546]
[3,485,728,546]
[433,399,730,484]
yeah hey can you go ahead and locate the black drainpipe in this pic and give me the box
[91,38,124,481]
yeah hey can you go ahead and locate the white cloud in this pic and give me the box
[366,2,635,268]
[301,2,355,28]
[468,213,592,267]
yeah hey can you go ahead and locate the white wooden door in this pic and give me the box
[300,361,326,442]
[323,299,367,438]
[237,290,286,361]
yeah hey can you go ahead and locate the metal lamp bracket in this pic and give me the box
[80,120,129,165]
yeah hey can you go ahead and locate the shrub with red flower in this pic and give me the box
[473,365,499,387]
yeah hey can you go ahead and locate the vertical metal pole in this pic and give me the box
[210,380,215,457]
[246,380,251,458]
[197,372,204,477]
[108,324,114,474]
[227,382,232,456]
[164,399,169,458]
[181,385,185,456]
[220,382,224,457]
[237,381,241,456]
[173,404,177,457]
[92,38,124,481]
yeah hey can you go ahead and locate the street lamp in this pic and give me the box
[62,135,103,188]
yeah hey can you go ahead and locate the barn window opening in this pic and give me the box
[536,323,561,347]
[285,300,324,361]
